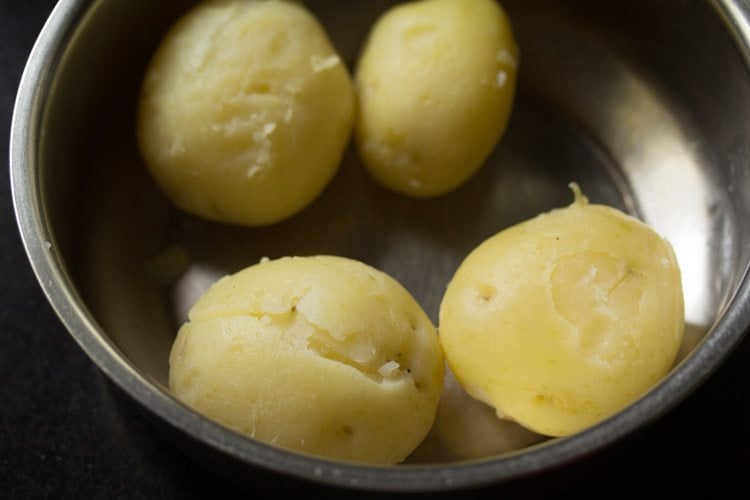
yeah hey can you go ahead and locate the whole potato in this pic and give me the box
[138,0,355,226]
[355,0,518,197]
[169,256,444,464]
[439,186,684,437]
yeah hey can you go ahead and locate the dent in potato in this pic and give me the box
[355,0,518,197]
[439,185,685,437]
[138,0,355,226]
[169,256,444,465]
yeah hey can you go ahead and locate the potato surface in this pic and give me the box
[138,0,355,226]
[439,187,684,437]
[355,0,518,197]
[169,256,444,464]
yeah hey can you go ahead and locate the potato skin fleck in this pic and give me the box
[439,192,684,437]
[169,256,444,464]
[138,0,355,226]
[355,0,519,197]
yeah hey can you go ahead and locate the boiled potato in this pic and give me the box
[169,256,444,464]
[138,0,355,226]
[439,186,684,437]
[355,0,518,197]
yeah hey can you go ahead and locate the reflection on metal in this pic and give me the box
[600,70,716,327]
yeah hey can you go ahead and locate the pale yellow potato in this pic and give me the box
[169,256,444,464]
[439,186,685,437]
[355,0,518,197]
[138,0,355,226]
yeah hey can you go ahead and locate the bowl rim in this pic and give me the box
[10,0,750,492]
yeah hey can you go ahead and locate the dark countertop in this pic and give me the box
[2,1,749,498]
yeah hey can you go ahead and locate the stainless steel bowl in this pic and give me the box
[11,0,750,492]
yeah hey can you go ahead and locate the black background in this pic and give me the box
[2,1,749,498]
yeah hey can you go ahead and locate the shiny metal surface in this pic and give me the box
[11,0,750,491]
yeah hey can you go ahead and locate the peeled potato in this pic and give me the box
[138,0,355,226]
[169,256,444,464]
[355,0,518,197]
[439,186,685,437]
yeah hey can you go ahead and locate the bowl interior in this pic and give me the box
[29,0,750,475]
